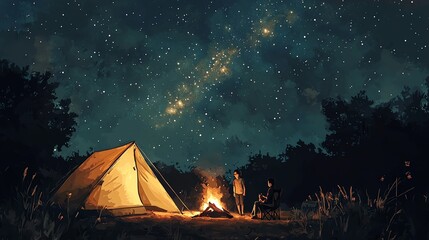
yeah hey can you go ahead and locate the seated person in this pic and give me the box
[251,178,275,219]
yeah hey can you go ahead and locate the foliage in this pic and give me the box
[0,168,69,240]
[0,59,78,200]
[265,85,428,206]
[288,180,427,240]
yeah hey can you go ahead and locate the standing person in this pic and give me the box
[233,169,246,216]
[251,178,274,219]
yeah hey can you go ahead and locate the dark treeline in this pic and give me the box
[236,84,429,207]
[1,59,428,211]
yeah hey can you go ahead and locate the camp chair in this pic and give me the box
[259,188,282,220]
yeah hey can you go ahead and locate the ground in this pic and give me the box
[81,211,308,240]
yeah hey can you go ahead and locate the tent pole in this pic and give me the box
[141,150,194,215]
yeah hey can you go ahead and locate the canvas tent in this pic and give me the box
[51,142,180,216]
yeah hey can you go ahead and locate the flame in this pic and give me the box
[200,186,224,210]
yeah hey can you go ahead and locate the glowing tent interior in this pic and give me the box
[51,142,181,216]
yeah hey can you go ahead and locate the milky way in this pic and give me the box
[1,0,428,169]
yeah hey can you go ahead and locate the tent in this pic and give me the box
[51,141,180,216]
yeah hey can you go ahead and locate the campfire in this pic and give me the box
[193,182,233,218]
[193,202,233,218]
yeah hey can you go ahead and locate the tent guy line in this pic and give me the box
[141,149,193,214]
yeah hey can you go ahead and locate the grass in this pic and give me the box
[1,169,427,239]
[287,178,424,240]
[0,168,93,240]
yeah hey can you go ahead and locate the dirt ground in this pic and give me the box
[88,211,308,240]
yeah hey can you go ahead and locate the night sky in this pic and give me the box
[1,0,428,169]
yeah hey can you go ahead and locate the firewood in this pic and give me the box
[192,202,233,218]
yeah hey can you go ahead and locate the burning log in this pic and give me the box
[192,202,233,218]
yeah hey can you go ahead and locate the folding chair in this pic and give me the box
[259,188,282,220]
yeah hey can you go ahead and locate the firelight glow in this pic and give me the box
[200,187,225,210]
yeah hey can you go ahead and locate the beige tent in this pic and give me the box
[52,142,180,216]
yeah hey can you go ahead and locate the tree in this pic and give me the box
[321,91,374,157]
[280,140,327,205]
[319,87,429,194]
[391,86,429,125]
[0,59,77,198]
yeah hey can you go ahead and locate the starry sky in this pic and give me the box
[1,0,428,169]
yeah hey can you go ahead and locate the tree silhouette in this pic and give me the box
[280,140,327,205]
[0,59,77,199]
[239,85,429,207]
[322,91,374,157]
[391,86,429,125]
[319,88,429,194]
